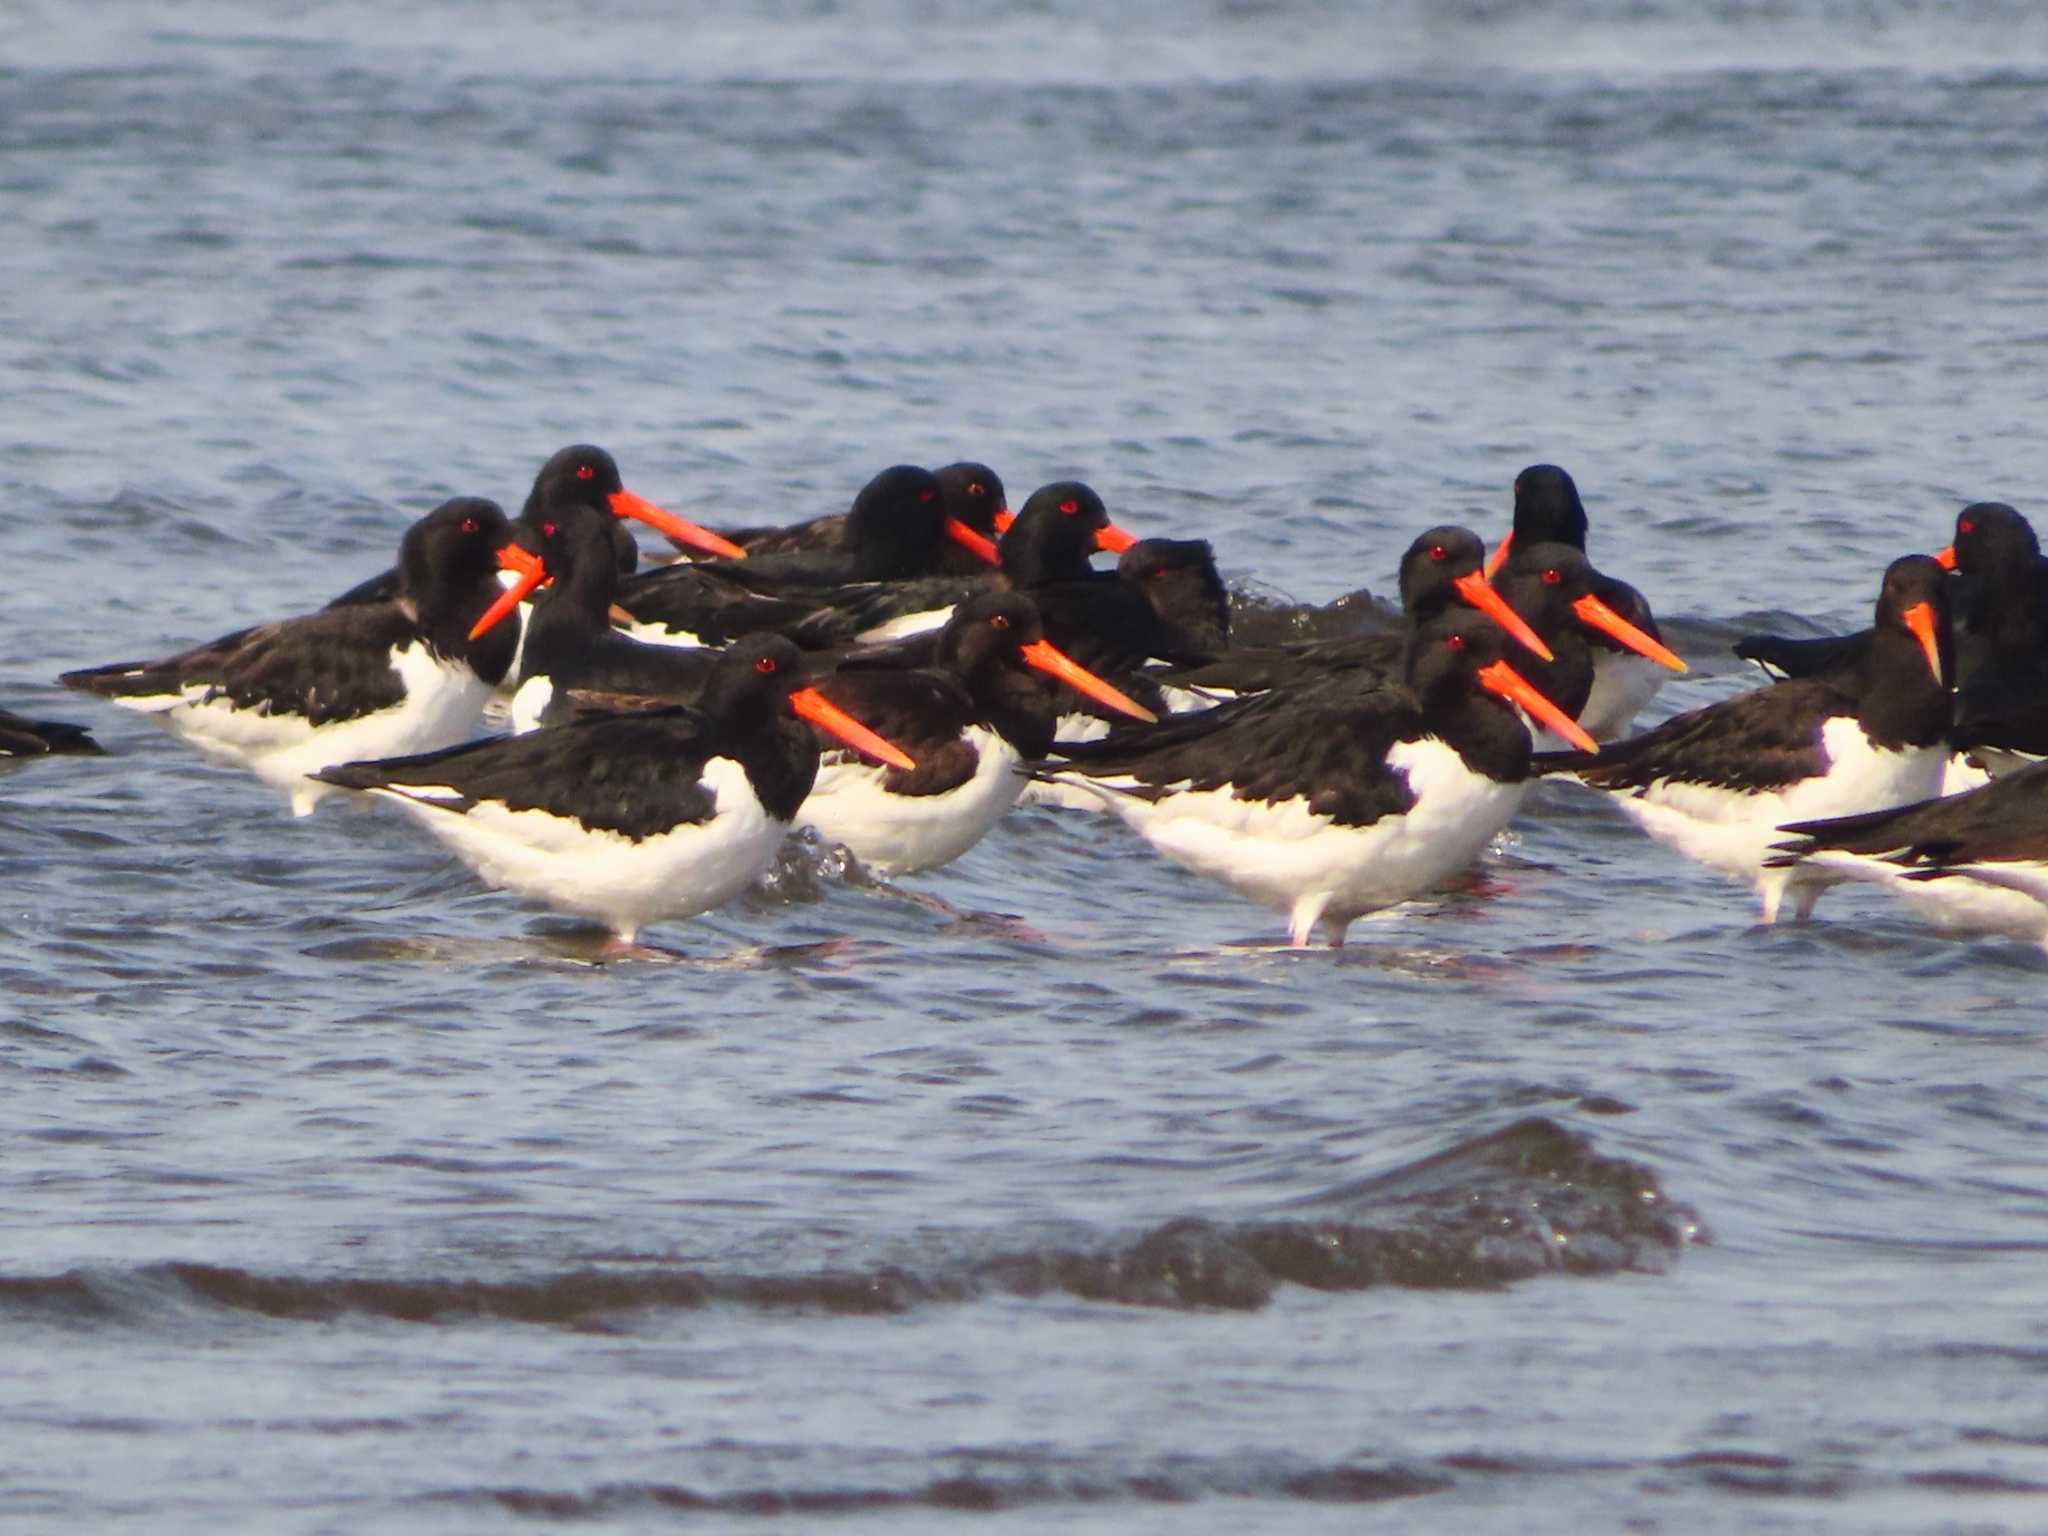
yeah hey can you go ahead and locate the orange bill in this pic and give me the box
[1019,639,1159,723]
[789,686,917,772]
[944,518,1002,566]
[1901,599,1944,682]
[1570,593,1689,673]
[1095,522,1139,554]
[608,487,747,561]
[1452,570,1554,662]
[1477,659,1599,753]
[993,508,1016,535]
[468,546,550,640]
[1483,529,1514,580]
[1932,544,1957,571]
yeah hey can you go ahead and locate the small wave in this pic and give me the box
[0,1119,1700,1332]
[423,1457,1449,1520]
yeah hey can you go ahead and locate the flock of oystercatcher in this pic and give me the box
[11,446,2048,951]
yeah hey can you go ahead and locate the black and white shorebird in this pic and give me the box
[797,591,1157,875]
[61,499,522,815]
[1734,502,2048,683]
[1038,611,1597,947]
[326,443,743,611]
[1737,503,2048,794]
[709,462,1008,574]
[1154,525,1559,704]
[313,635,913,947]
[0,707,103,758]
[464,503,726,735]
[1485,463,1680,738]
[609,464,1002,649]
[1765,759,2048,945]
[800,477,1150,650]
[1537,555,1954,923]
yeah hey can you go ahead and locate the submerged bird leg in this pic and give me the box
[1289,893,1332,948]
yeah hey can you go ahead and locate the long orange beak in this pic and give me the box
[1571,593,1689,672]
[468,545,549,640]
[1484,529,1514,580]
[992,507,1016,535]
[1932,544,1957,571]
[789,686,916,771]
[943,518,1002,566]
[1901,600,1944,683]
[609,488,747,561]
[1452,570,1554,662]
[1095,522,1139,554]
[1019,639,1158,723]
[1477,659,1599,753]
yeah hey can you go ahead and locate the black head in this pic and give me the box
[1116,537,1229,652]
[1001,481,1112,585]
[937,591,1047,677]
[1511,464,1590,551]
[1949,502,2040,575]
[525,502,623,611]
[526,444,626,519]
[1501,540,1596,610]
[397,497,514,608]
[841,464,948,577]
[1395,525,1489,618]
[1873,553,1954,688]
[935,461,1008,535]
[699,632,808,723]
[1404,610,1514,704]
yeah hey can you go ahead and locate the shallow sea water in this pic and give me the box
[5,2,2048,1530]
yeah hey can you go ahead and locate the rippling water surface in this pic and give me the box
[7,2,2048,1529]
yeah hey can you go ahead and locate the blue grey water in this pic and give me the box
[4,0,2048,1529]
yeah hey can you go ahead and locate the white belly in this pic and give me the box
[800,727,1024,875]
[1600,718,1948,919]
[1056,737,1527,942]
[1794,850,2048,943]
[373,756,782,941]
[143,644,493,816]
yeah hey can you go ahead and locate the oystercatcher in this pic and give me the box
[797,591,1156,874]
[1537,555,1953,923]
[327,444,742,610]
[611,465,1001,649]
[711,461,1008,574]
[61,499,522,815]
[1486,463,1680,737]
[312,635,912,945]
[1766,760,2048,944]
[1038,611,1596,946]
[1154,526,1556,703]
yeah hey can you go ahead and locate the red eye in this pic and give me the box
[541,521,557,538]
[461,517,479,533]
[1541,567,1562,585]
[968,482,985,496]
[1428,545,1447,562]
[990,613,1010,631]
[575,465,596,481]
[1446,632,1467,651]
[755,656,778,675]
[920,488,937,502]
[1958,519,1975,535]
[1149,567,1166,580]
[1059,499,1079,516]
